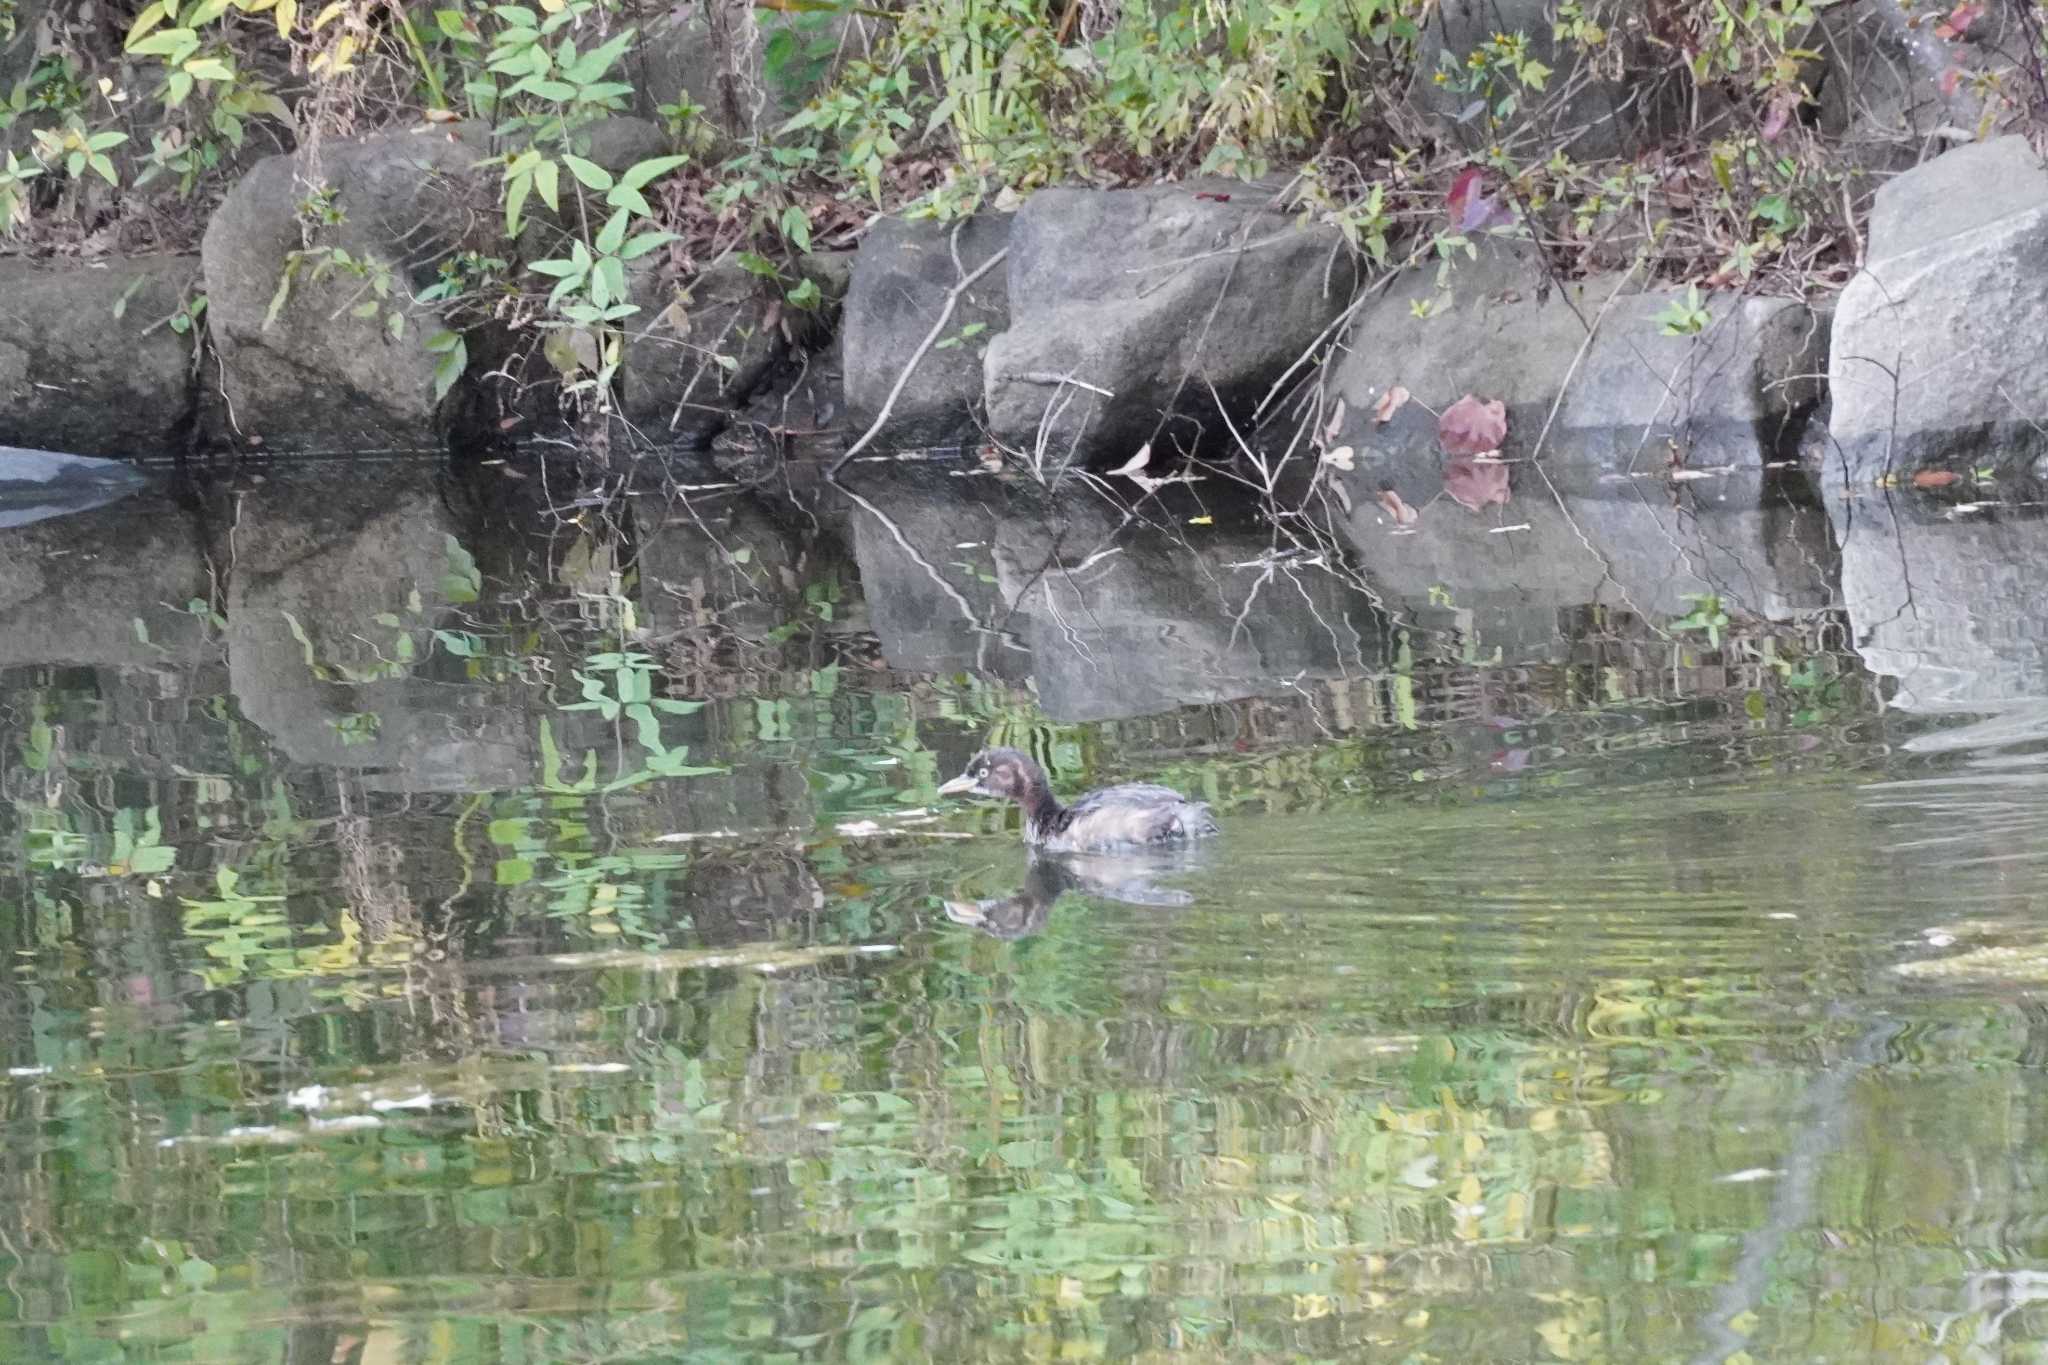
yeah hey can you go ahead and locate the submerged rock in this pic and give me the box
[0,257,201,459]
[202,125,494,452]
[983,184,1357,468]
[843,214,1011,449]
[1828,137,2048,487]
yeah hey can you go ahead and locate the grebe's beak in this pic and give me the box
[936,771,977,797]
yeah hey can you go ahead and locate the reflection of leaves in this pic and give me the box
[1438,394,1507,456]
[1444,457,1511,511]
[1374,385,1409,424]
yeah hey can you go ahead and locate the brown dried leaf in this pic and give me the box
[1377,487,1418,526]
[1374,385,1410,425]
[1323,398,1347,444]
[1444,456,1512,511]
[1911,468,1961,489]
[1438,394,1508,457]
[1321,444,1355,471]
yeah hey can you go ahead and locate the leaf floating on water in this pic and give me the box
[1444,455,1511,511]
[1438,393,1508,457]
[1911,468,1961,489]
[1374,385,1410,424]
[1187,515,1213,526]
[1321,444,1355,471]
[1106,442,1151,478]
[1376,486,1418,526]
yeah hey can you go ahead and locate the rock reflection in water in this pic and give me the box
[844,464,1385,721]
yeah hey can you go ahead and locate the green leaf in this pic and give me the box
[779,204,812,252]
[528,256,582,278]
[617,153,689,191]
[593,208,629,255]
[533,156,558,211]
[617,229,675,260]
[561,153,613,191]
[177,1258,218,1289]
[504,172,531,235]
[431,335,467,400]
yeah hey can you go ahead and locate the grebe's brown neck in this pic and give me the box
[1011,760,1067,836]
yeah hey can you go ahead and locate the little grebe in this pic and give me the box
[937,747,1219,853]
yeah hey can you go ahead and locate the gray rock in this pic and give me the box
[843,214,1011,449]
[620,259,788,442]
[632,3,883,135]
[202,125,495,452]
[1330,241,1826,498]
[984,185,1357,468]
[1826,136,2048,486]
[1813,1,1993,171]
[0,256,201,458]
[1411,0,1693,160]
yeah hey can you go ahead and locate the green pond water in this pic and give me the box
[4,464,2048,1363]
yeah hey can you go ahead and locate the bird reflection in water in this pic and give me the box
[942,848,1209,940]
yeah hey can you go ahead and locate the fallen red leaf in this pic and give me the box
[1438,393,1508,456]
[1760,89,1798,141]
[1911,468,1961,488]
[1374,385,1410,424]
[1446,167,1514,232]
[1377,486,1418,526]
[1944,1,1985,35]
[1939,64,1964,97]
[1444,456,1511,511]
[1194,192,1232,202]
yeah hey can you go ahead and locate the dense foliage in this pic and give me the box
[0,0,2035,414]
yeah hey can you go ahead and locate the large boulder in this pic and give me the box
[1330,241,1826,500]
[202,125,495,452]
[842,213,1011,450]
[631,3,884,136]
[984,185,1358,468]
[620,259,782,441]
[0,256,201,458]
[1410,0,1693,161]
[1827,137,2048,486]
